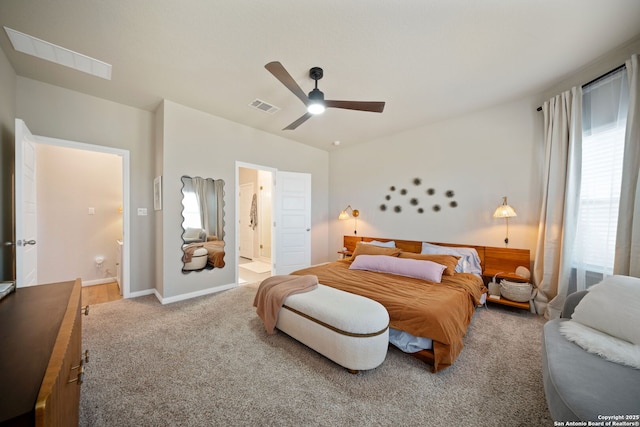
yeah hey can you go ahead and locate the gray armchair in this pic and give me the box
[542,290,640,421]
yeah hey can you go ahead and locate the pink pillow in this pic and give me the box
[349,254,446,283]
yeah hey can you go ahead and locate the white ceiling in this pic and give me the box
[1,1,640,151]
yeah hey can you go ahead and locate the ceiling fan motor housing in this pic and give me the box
[308,87,324,101]
[309,66,323,81]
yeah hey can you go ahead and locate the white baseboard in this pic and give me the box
[128,288,155,298]
[155,282,238,305]
[82,277,117,287]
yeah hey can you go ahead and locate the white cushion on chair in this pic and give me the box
[571,275,640,345]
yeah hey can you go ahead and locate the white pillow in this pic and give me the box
[183,227,204,242]
[363,240,396,248]
[571,275,640,345]
[452,247,482,275]
[349,254,446,283]
[420,242,482,274]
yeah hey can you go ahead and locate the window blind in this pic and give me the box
[573,67,628,279]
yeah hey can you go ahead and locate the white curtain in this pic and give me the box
[192,177,211,234]
[213,179,225,240]
[533,87,582,319]
[615,54,640,276]
[573,66,628,289]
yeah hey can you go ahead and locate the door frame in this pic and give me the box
[31,134,132,298]
[235,161,276,283]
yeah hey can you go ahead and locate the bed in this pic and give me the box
[291,236,530,372]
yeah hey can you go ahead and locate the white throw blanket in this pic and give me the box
[559,320,640,370]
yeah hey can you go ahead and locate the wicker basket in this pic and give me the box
[500,280,533,302]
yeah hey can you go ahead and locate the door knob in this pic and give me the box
[2,241,34,246]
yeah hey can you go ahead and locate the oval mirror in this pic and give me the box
[180,176,225,273]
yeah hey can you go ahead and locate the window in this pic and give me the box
[182,190,202,230]
[573,67,628,287]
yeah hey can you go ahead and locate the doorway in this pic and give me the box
[15,122,131,297]
[36,144,123,290]
[237,164,274,284]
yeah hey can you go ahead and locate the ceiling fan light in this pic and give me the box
[307,88,325,115]
[307,103,325,115]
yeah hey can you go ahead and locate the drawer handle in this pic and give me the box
[81,305,90,316]
[68,365,84,385]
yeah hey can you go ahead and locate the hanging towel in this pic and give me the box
[250,193,258,230]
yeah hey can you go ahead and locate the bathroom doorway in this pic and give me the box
[237,165,273,284]
[16,126,130,298]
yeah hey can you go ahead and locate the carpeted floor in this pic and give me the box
[80,283,553,426]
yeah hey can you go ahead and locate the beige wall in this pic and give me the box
[329,95,543,264]
[16,77,155,293]
[35,144,122,284]
[328,35,640,266]
[0,44,16,281]
[538,35,640,106]
[159,100,329,300]
[11,79,330,301]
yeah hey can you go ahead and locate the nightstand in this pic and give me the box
[486,293,530,310]
[337,250,352,259]
[483,272,531,310]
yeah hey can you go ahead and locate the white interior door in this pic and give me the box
[15,119,38,287]
[275,171,311,275]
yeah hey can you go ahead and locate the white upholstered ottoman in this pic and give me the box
[276,284,390,373]
[182,247,208,271]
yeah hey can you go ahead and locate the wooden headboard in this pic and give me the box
[344,236,530,281]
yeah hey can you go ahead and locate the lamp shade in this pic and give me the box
[338,205,359,219]
[493,197,517,218]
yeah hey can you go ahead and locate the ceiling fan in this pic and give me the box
[265,61,385,130]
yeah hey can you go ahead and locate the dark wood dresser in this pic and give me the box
[0,279,85,426]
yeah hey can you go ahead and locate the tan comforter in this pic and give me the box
[182,241,226,268]
[292,260,485,372]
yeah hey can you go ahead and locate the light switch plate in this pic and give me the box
[88,207,95,215]
[137,208,147,216]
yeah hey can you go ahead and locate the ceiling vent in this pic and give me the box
[4,27,112,80]
[249,99,280,114]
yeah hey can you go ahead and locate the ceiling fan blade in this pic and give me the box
[265,61,309,105]
[283,112,313,130]
[325,100,385,113]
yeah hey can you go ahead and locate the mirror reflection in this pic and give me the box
[181,176,225,273]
